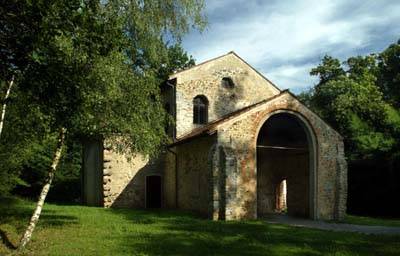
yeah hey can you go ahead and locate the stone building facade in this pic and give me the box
[82,52,347,221]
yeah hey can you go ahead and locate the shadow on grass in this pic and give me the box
[1,206,79,229]
[0,229,17,250]
[112,210,400,256]
[0,197,79,251]
[1,198,399,255]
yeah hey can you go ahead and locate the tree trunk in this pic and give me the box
[18,127,67,250]
[0,75,15,139]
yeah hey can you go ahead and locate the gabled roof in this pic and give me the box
[169,51,281,92]
[168,89,343,147]
[169,90,289,147]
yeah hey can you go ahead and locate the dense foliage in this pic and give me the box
[299,40,400,216]
[299,40,400,161]
[0,0,203,197]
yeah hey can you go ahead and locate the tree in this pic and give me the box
[306,52,399,159]
[378,39,400,108]
[310,55,345,84]
[304,41,400,217]
[0,0,206,249]
[0,0,46,138]
[0,73,53,195]
[160,44,196,78]
[317,76,394,158]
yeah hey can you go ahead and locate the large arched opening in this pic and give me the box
[256,111,316,219]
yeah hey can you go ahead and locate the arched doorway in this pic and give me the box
[256,112,316,219]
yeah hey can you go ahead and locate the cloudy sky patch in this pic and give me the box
[182,0,400,93]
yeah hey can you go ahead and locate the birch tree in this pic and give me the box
[0,76,14,138]
[1,1,41,141]
[19,128,66,249]
[1,0,205,250]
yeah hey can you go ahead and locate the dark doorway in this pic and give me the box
[146,175,162,208]
[82,139,103,206]
[257,113,313,218]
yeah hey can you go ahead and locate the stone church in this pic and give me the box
[82,52,347,221]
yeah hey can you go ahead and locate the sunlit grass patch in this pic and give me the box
[1,197,399,256]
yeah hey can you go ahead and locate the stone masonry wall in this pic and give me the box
[174,135,217,217]
[102,139,164,208]
[171,53,280,137]
[216,92,347,220]
[163,151,177,208]
[101,54,347,221]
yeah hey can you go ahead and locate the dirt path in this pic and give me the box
[265,215,400,235]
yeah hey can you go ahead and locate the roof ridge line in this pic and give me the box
[170,91,289,146]
[169,52,282,93]
[169,51,234,78]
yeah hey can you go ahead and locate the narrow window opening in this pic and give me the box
[193,95,208,124]
[222,77,235,88]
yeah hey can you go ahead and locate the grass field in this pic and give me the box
[1,197,399,256]
[343,215,400,227]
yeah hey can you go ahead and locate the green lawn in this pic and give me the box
[1,197,399,256]
[343,215,400,227]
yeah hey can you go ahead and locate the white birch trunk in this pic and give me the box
[18,127,67,250]
[0,76,15,139]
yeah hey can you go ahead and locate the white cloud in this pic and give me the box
[183,0,400,91]
[266,63,318,93]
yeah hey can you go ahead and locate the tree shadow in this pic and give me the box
[39,212,79,226]
[0,229,17,250]
[110,209,400,256]
[0,197,79,252]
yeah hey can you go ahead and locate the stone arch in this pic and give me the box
[254,109,318,219]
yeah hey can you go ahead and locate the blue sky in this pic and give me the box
[182,0,400,93]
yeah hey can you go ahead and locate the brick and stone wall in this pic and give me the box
[170,53,280,137]
[215,92,347,220]
[102,134,216,215]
